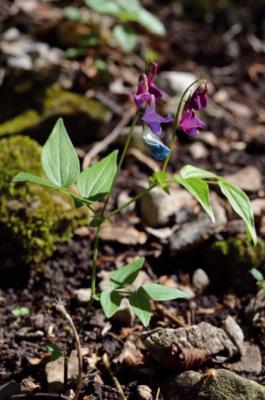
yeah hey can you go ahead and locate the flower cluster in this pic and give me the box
[179,83,208,137]
[133,62,172,161]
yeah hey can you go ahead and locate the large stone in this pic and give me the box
[225,166,262,192]
[164,369,265,400]
[0,135,88,270]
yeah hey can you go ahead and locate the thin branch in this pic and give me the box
[82,109,135,170]
[54,301,83,400]
[102,353,127,400]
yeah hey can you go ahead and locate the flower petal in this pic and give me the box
[143,128,170,161]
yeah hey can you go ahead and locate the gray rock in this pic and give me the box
[137,384,153,400]
[139,186,193,227]
[170,195,226,253]
[225,342,262,374]
[189,142,209,159]
[157,71,197,96]
[142,322,240,365]
[74,288,91,304]
[192,269,210,292]
[164,369,265,400]
[225,166,262,192]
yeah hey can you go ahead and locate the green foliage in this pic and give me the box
[219,180,257,246]
[250,268,265,291]
[142,283,187,301]
[175,176,215,222]
[100,257,187,326]
[129,288,152,327]
[100,289,122,318]
[110,258,145,288]
[174,165,257,245]
[12,307,30,317]
[85,0,165,36]
[77,150,118,200]
[41,118,80,188]
[112,25,138,53]
[47,343,64,361]
[1,135,88,268]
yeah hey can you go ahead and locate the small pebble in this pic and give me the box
[137,384,153,400]
[192,269,210,292]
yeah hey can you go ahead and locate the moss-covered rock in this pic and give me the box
[0,135,88,268]
[199,235,265,293]
[0,84,112,143]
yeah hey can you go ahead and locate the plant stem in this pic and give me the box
[106,183,156,220]
[103,353,127,400]
[162,80,201,172]
[80,111,140,330]
[55,301,83,400]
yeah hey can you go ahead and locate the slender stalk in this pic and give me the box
[101,111,140,216]
[106,183,156,220]
[55,301,83,400]
[103,353,127,400]
[80,111,140,330]
[162,80,201,172]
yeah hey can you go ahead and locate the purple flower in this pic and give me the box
[133,73,150,107]
[190,86,208,110]
[179,110,205,137]
[133,62,162,108]
[143,128,170,161]
[142,95,172,136]
[147,62,162,100]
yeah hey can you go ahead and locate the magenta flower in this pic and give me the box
[179,110,205,137]
[190,86,208,110]
[133,62,162,108]
[179,82,208,136]
[142,95,172,136]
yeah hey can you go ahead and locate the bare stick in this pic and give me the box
[155,387,161,400]
[102,353,127,400]
[54,301,83,400]
[82,109,135,169]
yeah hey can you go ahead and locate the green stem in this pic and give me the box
[162,80,201,172]
[106,183,156,220]
[80,111,140,330]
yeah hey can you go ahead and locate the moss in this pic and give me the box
[0,110,41,138]
[0,85,112,141]
[212,235,265,267]
[0,135,88,268]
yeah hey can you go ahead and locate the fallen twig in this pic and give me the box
[54,300,83,400]
[82,110,134,169]
[102,353,127,400]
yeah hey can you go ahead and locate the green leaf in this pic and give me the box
[129,288,151,327]
[138,9,165,35]
[13,172,58,189]
[175,176,215,222]
[113,25,137,53]
[77,150,118,200]
[180,165,218,180]
[142,283,187,301]
[64,6,86,22]
[219,180,257,245]
[110,257,145,289]
[250,268,264,282]
[47,343,64,361]
[12,307,30,318]
[100,289,122,318]
[41,118,80,188]
[84,0,121,16]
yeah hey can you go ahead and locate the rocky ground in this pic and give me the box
[0,0,265,399]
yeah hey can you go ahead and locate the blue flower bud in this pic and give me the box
[143,128,170,161]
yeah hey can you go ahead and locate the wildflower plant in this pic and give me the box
[14,62,257,329]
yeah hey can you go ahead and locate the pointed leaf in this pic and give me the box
[129,288,151,327]
[111,257,145,289]
[219,179,257,245]
[138,9,165,35]
[41,118,80,188]
[142,283,187,301]
[180,165,217,180]
[175,176,215,222]
[13,172,58,189]
[77,150,118,200]
[100,289,122,318]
